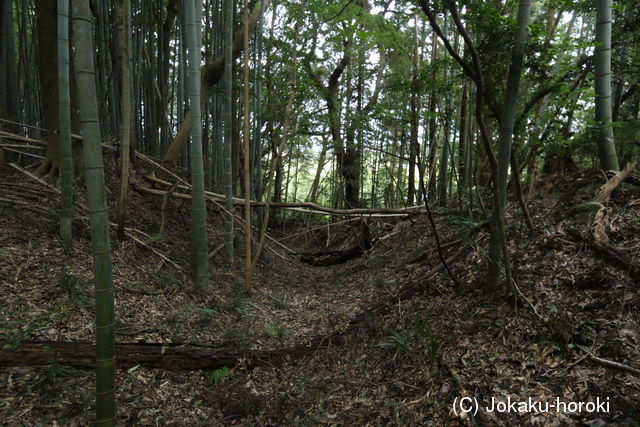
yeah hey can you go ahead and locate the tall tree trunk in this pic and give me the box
[71,0,116,423]
[1,0,18,123]
[252,3,264,202]
[35,0,60,177]
[396,130,405,206]
[252,14,300,268]
[224,0,235,263]
[486,0,532,290]
[437,112,450,207]
[162,0,270,171]
[58,0,73,244]
[458,79,469,194]
[304,40,350,207]
[185,0,210,291]
[594,0,620,171]
[271,130,283,204]
[407,14,420,205]
[308,135,328,203]
[343,147,360,208]
[611,5,631,123]
[242,4,252,293]
[159,0,178,155]
[116,0,132,241]
[232,83,241,192]
[426,21,439,197]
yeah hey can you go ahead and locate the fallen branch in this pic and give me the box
[276,218,361,243]
[117,225,186,275]
[0,143,45,150]
[6,162,186,276]
[0,196,54,217]
[143,175,426,216]
[0,147,45,159]
[578,345,640,376]
[0,181,59,195]
[208,243,225,259]
[593,162,637,203]
[8,163,60,194]
[567,228,640,280]
[562,163,640,281]
[0,130,47,146]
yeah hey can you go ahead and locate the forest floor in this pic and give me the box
[1,153,640,425]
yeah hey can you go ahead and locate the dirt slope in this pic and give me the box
[1,160,640,425]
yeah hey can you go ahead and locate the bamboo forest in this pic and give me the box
[1,0,640,424]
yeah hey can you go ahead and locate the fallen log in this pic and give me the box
[141,174,426,216]
[300,220,373,266]
[300,245,367,266]
[0,341,311,370]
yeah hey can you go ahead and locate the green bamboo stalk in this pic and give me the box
[116,0,132,241]
[71,0,116,424]
[242,4,252,293]
[594,0,619,171]
[224,0,235,263]
[252,0,263,202]
[184,0,210,291]
[57,0,73,244]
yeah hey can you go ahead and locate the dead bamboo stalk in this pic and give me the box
[142,176,425,216]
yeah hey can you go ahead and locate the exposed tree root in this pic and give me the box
[561,162,640,281]
[593,162,637,203]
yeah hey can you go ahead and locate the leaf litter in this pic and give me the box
[1,159,639,424]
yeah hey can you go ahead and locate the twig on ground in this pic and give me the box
[577,345,640,376]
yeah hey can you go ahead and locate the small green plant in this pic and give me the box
[196,307,217,326]
[232,297,248,317]
[207,366,233,387]
[264,322,292,342]
[228,283,249,318]
[154,271,178,287]
[414,315,440,367]
[379,313,441,367]
[35,361,65,398]
[379,328,413,361]
[451,215,489,233]
[269,292,287,309]
[221,327,248,347]
[58,273,80,305]
[143,234,164,245]
[202,308,216,316]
